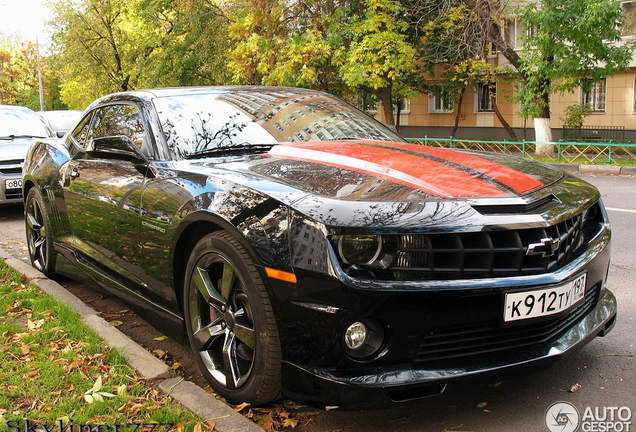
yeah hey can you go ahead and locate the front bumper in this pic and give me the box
[281,287,616,409]
[0,173,23,204]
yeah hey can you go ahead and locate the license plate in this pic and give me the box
[5,179,22,190]
[504,273,587,322]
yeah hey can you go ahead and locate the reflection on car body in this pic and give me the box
[22,87,616,409]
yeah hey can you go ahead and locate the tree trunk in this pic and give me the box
[533,91,555,156]
[360,85,395,126]
[534,118,554,155]
[379,90,395,127]
[492,99,516,139]
[451,87,466,137]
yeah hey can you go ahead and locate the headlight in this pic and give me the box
[337,235,383,266]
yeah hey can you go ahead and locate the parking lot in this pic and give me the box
[1,172,634,431]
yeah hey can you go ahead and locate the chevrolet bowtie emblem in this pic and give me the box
[526,237,561,257]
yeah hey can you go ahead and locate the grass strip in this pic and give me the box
[0,260,207,432]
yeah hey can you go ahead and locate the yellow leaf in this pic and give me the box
[84,394,94,404]
[476,402,488,408]
[282,418,298,428]
[153,336,169,341]
[92,375,103,393]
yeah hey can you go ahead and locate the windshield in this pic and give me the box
[152,90,404,159]
[0,107,50,139]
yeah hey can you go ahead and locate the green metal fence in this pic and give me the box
[405,137,636,165]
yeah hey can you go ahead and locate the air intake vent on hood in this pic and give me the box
[472,195,557,215]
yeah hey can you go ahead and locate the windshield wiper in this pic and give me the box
[185,143,275,159]
[0,134,48,140]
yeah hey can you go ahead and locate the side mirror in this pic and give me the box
[88,136,148,164]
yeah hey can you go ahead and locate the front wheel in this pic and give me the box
[25,188,57,277]
[183,231,281,405]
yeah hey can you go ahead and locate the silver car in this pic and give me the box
[0,105,52,205]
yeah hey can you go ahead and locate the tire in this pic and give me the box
[183,231,281,405]
[25,188,57,277]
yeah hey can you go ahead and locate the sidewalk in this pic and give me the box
[0,248,264,432]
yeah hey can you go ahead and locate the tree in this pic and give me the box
[136,0,233,87]
[464,0,633,154]
[228,0,419,125]
[49,0,149,107]
[405,0,633,153]
[339,0,418,126]
[0,38,42,109]
[227,0,349,95]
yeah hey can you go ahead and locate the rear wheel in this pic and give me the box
[25,188,57,277]
[183,231,281,405]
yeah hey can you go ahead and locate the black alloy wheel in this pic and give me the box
[25,188,57,277]
[184,231,281,405]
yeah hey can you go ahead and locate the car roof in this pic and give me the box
[90,86,326,106]
[0,104,38,111]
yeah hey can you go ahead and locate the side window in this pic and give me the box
[70,114,93,148]
[91,104,148,153]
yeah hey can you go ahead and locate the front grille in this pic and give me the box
[4,188,23,200]
[413,282,599,365]
[0,159,23,175]
[392,203,602,280]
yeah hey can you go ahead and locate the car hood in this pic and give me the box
[0,137,37,160]
[190,141,581,230]
[239,141,562,199]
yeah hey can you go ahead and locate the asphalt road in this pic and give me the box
[1,172,634,432]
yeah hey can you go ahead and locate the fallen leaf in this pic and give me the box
[234,402,251,412]
[153,336,169,341]
[283,418,298,428]
[476,402,488,408]
[569,383,582,393]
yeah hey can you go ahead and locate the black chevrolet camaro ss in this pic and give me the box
[22,86,616,409]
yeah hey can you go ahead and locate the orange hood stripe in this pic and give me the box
[383,142,544,194]
[268,142,516,198]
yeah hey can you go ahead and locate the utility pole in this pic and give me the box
[36,37,44,111]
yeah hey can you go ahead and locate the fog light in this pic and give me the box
[344,322,368,350]
[342,320,386,360]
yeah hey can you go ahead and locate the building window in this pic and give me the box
[429,85,454,113]
[581,78,606,113]
[476,82,496,112]
[505,19,518,49]
[623,1,636,36]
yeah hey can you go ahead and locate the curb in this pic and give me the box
[546,163,636,176]
[0,249,263,432]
